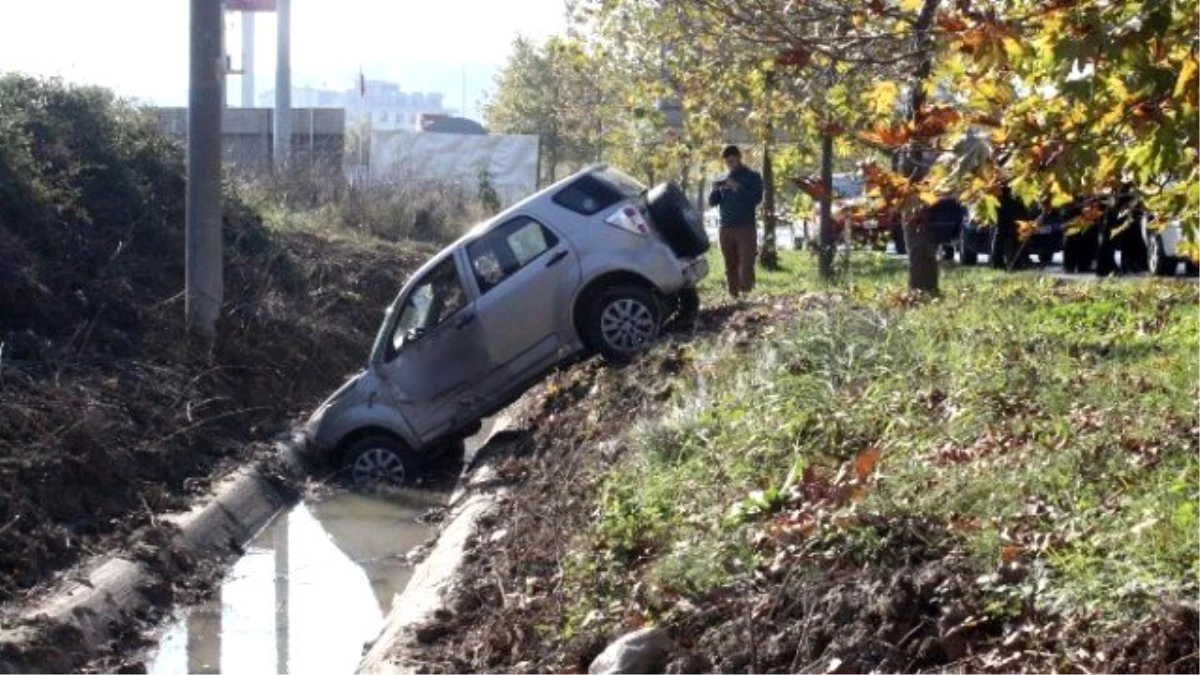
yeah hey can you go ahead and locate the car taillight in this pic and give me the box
[604,206,652,237]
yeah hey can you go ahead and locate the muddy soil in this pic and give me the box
[378,299,1198,675]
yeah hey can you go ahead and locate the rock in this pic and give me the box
[665,651,712,674]
[451,591,482,615]
[588,627,674,674]
[413,620,450,644]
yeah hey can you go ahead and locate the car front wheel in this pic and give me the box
[584,285,662,363]
[343,435,414,490]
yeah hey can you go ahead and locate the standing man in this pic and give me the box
[709,145,764,299]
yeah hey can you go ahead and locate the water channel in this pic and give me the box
[147,489,443,674]
[148,419,497,674]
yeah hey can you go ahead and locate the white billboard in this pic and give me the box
[369,131,539,207]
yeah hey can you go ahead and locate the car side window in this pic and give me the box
[467,217,560,294]
[390,257,467,353]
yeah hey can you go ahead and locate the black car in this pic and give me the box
[957,213,992,266]
[958,187,1062,268]
[1068,187,1148,276]
[892,197,966,259]
[928,197,966,261]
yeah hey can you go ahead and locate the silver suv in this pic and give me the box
[302,165,709,486]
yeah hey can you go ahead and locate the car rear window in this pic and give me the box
[596,167,646,198]
[553,168,647,216]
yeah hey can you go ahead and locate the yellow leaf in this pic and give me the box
[1097,154,1120,181]
[919,190,940,205]
[900,0,922,11]
[1097,105,1124,131]
[1175,56,1198,101]
[1002,36,1025,59]
[866,80,900,116]
[1106,76,1130,102]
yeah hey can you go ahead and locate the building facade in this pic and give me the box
[258,80,447,132]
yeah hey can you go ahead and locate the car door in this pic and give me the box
[465,216,582,388]
[377,253,491,444]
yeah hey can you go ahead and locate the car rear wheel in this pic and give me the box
[584,285,662,363]
[647,183,710,258]
[1149,235,1176,277]
[343,435,414,490]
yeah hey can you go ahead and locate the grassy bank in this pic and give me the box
[574,250,1198,664]
[421,248,1198,673]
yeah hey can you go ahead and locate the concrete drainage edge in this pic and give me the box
[0,447,301,673]
[357,418,516,674]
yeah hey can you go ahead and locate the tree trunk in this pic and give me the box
[901,0,942,295]
[696,175,707,213]
[760,142,780,270]
[904,207,938,291]
[818,131,836,280]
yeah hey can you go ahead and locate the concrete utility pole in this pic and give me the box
[274,519,290,673]
[241,12,255,107]
[273,0,291,168]
[186,0,225,340]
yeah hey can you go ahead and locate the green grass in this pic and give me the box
[563,248,1199,633]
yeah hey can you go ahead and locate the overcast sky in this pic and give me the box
[0,0,568,118]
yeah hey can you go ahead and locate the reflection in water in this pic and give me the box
[149,490,445,675]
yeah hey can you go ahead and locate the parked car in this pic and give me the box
[302,166,709,488]
[1061,188,1153,276]
[1144,214,1199,277]
[926,197,966,261]
[957,208,991,266]
[887,198,964,259]
[960,186,1058,268]
[1028,207,1068,264]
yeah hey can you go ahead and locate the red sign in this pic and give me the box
[226,0,276,11]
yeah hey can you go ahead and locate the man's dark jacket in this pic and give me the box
[708,165,764,228]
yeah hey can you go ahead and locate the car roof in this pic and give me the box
[454,164,610,246]
[398,165,610,287]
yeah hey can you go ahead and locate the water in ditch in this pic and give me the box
[147,419,497,674]
[146,488,445,674]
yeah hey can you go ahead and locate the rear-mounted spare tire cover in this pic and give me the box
[647,182,710,258]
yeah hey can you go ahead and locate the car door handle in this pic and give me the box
[454,312,476,329]
[545,250,569,268]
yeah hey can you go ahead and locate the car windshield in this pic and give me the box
[387,257,467,356]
